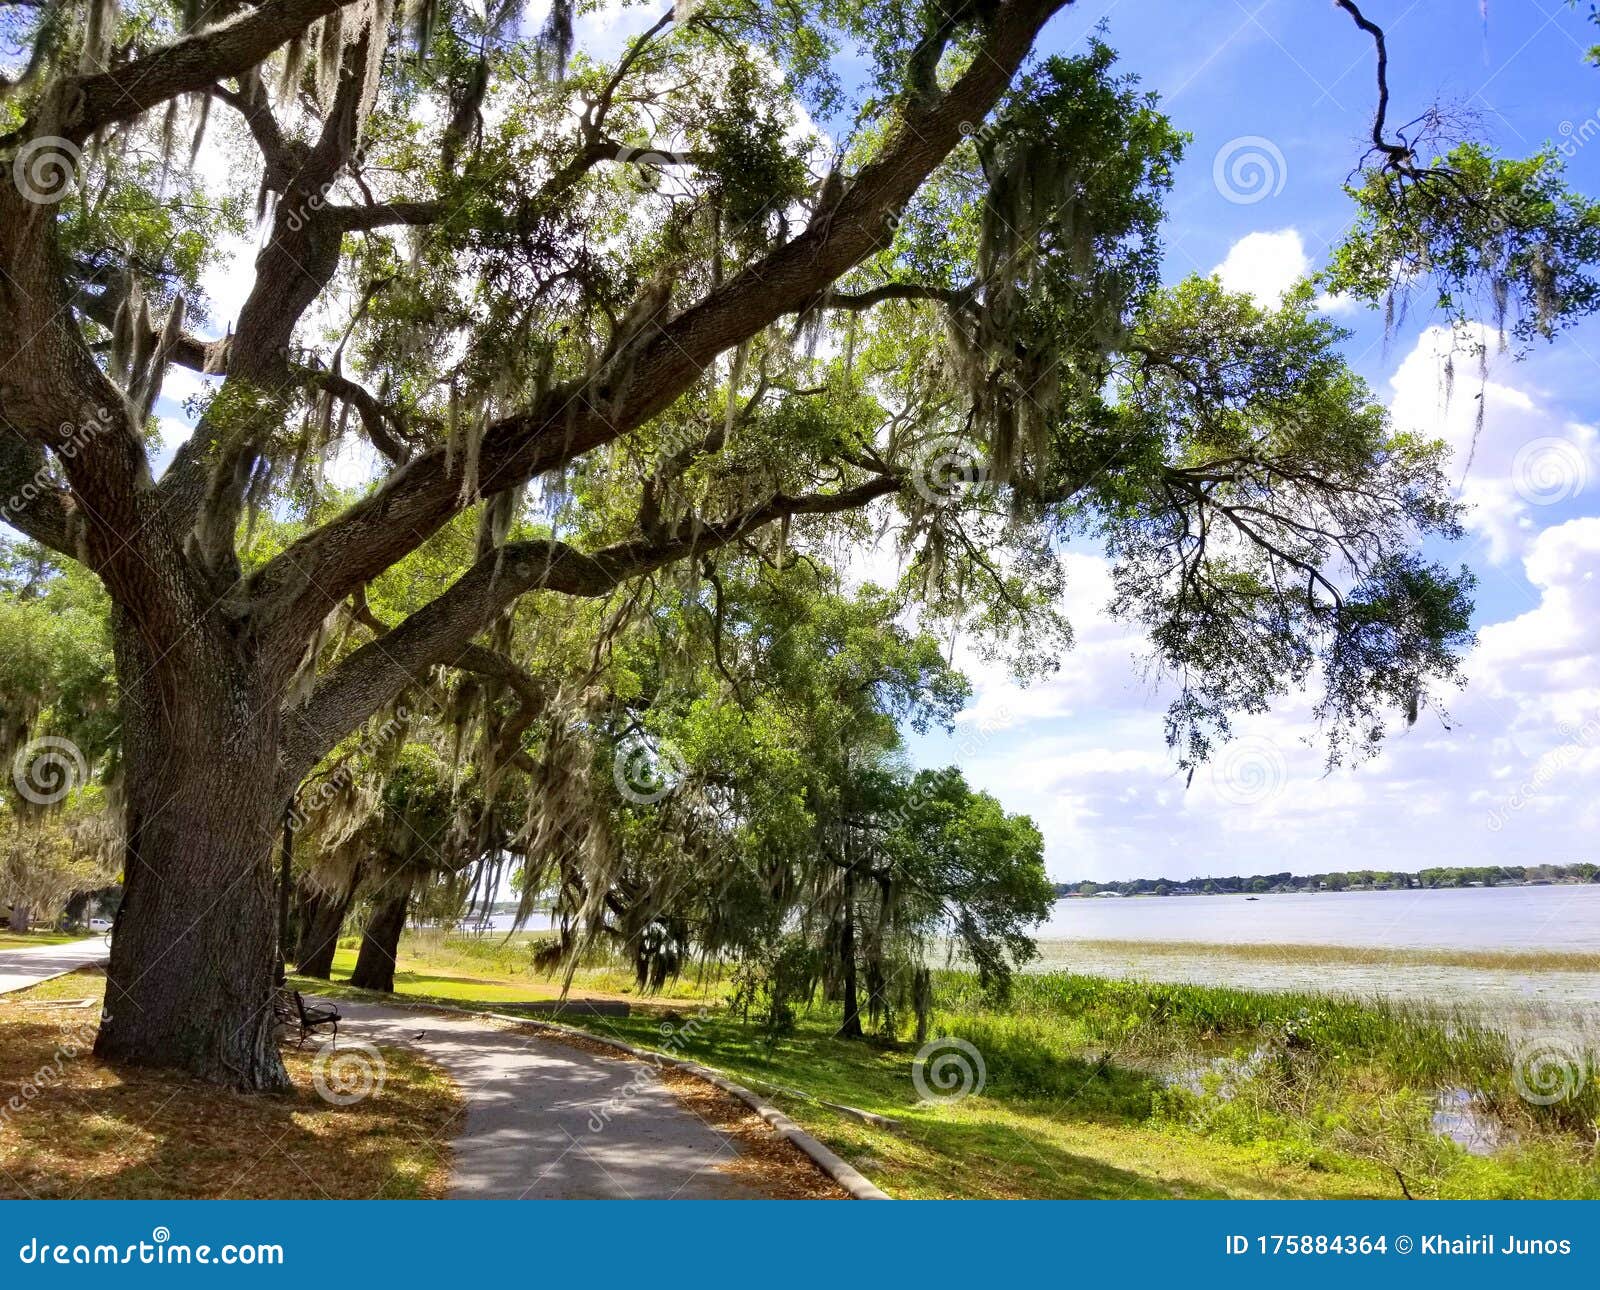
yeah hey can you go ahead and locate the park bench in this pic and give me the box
[273,988,341,1048]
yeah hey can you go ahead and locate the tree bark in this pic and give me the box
[93,619,291,1092]
[8,903,31,934]
[348,875,412,993]
[294,870,359,979]
[836,865,863,1040]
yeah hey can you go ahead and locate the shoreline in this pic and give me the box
[1030,937,1600,973]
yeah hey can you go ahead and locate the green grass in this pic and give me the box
[293,932,1600,1199]
[0,929,86,949]
[303,932,717,1008]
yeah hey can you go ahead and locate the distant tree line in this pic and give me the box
[1054,864,1600,898]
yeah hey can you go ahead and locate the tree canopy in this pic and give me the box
[0,0,1595,1086]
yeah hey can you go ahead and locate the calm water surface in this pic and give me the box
[1031,885,1600,1025]
[1036,884,1600,951]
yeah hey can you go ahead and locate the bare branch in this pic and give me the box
[1335,0,1413,171]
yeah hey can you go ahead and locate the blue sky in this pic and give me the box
[129,1,1600,882]
[897,0,1600,881]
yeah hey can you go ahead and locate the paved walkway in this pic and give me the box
[328,999,769,1199]
[0,937,109,995]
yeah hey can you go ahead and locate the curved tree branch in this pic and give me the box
[249,0,1071,659]
[279,474,901,779]
[7,0,369,146]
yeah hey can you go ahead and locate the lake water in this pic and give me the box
[1030,886,1600,1031]
[1035,885,1600,952]
[469,886,1600,1027]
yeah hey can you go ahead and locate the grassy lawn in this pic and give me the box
[294,931,1600,1200]
[310,930,712,1010]
[0,969,462,1199]
[0,929,90,949]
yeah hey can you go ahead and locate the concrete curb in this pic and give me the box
[312,990,892,1200]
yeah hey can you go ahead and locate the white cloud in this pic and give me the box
[1211,228,1310,306]
[1388,325,1599,563]
[912,375,1600,879]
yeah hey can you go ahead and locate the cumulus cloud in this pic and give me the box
[914,336,1600,879]
[1211,228,1310,306]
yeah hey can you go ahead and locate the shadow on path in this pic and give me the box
[329,1000,768,1199]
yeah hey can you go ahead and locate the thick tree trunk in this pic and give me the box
[94,620,291,1092]
[9,903,31,934]
[348,875,412,993]
[294,870,360,980]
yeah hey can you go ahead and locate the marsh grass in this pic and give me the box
[928,972,1600,1194]
[1038,938,1600,973]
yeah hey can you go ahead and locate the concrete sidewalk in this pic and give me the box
[328,999,768,1199]
[0,937,108,995]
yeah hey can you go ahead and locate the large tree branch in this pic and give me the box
[251,0,1071,659]
[0,427,78,557]
[7,0,368,147]
[157,16,394,581]
[278,475,901,779]
[827,282,975,312]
